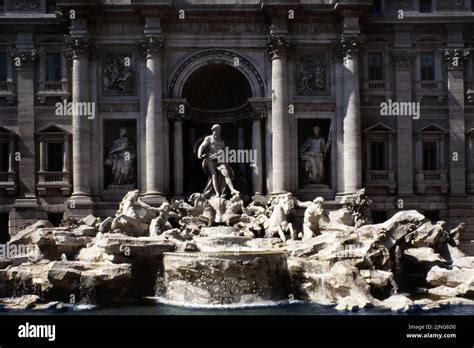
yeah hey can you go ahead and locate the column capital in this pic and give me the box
[138,35,164,59]
[65,36,96,60]
[391,49,416,70]
[250,109,268,121]
[11,48,37,69]
[445,48,469,70]
[267,34,290,60]
[337,35,363,60]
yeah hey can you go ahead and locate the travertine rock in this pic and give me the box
[80,215,101,228]
[0,294,41,310]
[403,247,447,264]
[377,294,414,312]
[428,285,460,298]
[98,217,113,233]
[426,265,474,295]
[2,261,132,305]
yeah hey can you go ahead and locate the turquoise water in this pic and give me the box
[4,301,474,316]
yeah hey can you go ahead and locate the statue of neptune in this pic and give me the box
[197,124,240,198]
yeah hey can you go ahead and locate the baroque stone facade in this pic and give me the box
[0,0,473,255]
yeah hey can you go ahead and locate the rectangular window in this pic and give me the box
[46,142,63,172]
[0,142,9,172]
[419,0,432,12]
[420,52,435,81]
[371,0,382,14]
[0,0,4,12]
[46,52,61,81]
[368,52,384,80]
[370,141,387,170]
[0,53,7,82]
[422,141,439,170]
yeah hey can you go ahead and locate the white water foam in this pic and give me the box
[149,296,303,309]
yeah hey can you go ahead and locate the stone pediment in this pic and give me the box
[0,126,16,134]
[36,124,71,134]
[363,122,395,133]
[417,123,448,134]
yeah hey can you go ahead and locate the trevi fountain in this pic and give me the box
[0,126,473,314]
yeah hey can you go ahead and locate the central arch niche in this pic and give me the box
[182,64,252,111]
[179,63,254,198]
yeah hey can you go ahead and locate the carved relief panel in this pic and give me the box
[102,53,137,97]
[295,53,330,97]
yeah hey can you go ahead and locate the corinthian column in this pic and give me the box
[65,36,93,200]
[139,33,165,204]
[392,49,416,195]
[445,48,468,195]
[339,35,363,194]
[12,47,37,199]
[267,33,290,194]
[169,111,184,199]
[250,110,266,196]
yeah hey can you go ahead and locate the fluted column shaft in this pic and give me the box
[12,48,37,198]
[340,36,363,194]
[251,112,265,195]
[268,34,289,194]
[170,113,184,198]
[446,48,467,195]
[140,35,165,201]
[67,37,92,198]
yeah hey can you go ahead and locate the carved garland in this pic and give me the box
[444,48,469,70]
[11,49,37,68]
[64,36,96,60]
[391,50,416,69]
[137,35,164,57]
[267,34,290,60]
[337,35,364,59]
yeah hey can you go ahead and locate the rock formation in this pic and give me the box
[0,189,473,312]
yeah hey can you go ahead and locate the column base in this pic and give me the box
[14,197,39,208]
[65,195,95,219]
[141,192,167,206]
[270,190,288,196]
[251,194,267,204]
[335,192,358,203]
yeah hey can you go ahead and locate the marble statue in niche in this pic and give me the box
[105,127,136,187]
[299,125,331,185]
[196,124,240,198]
[103,54,135,95]
[297,54,328,96]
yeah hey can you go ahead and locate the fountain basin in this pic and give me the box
[161,251,291,306]
[193,236,254,251]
